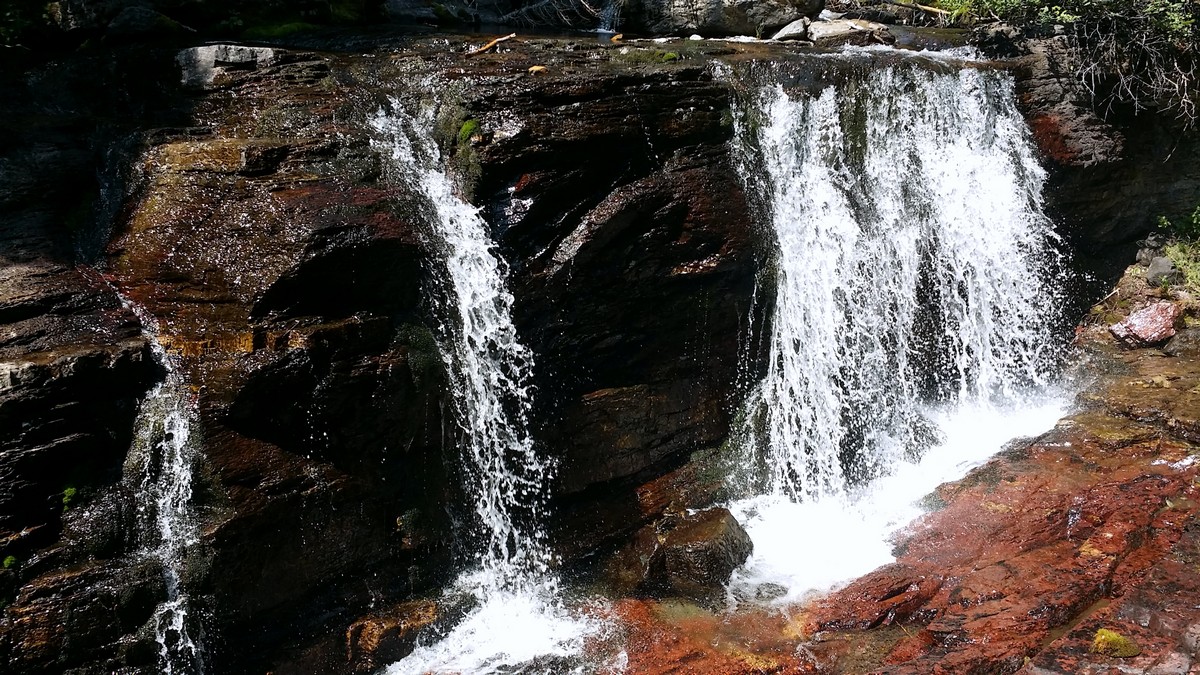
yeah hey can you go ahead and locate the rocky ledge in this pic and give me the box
[606,263,1200,674]
[1,27,1198,675]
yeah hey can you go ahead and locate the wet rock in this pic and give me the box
[605,508,752,601]
[1146,256,1182,286]
[105,7,189,41]
[1109,301,1181,347]
[1163,328,1200,357]
[623,0,824,37]
[345,600,439,672]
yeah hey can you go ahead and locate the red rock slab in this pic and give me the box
[1110,301,1181,347]
[599,598,816,674]
[792,404,1200,673]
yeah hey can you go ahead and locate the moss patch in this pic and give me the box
[1091,628,1140,657]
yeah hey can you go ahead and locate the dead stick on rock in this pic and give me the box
[466,33,517,56]
[881,0,952,15]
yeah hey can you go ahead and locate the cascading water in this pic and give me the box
[371,98,600,674]
[124,307,205,674]
[726,58,1071,601]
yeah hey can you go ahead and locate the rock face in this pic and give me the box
[1,37,762,674]
[2,25,1199,675]
[623,0,824,37]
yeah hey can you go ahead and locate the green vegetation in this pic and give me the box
[457,119,480,145]
[612,48,689,65]
[1091,628,1141,657]
[61,486,77,511]
[1160,205,1200,292]
[930,0,1198,123]
[2,555,16,569]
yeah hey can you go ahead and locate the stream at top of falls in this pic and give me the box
[370,52,1072,674]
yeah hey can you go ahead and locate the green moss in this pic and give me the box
[1091,628,1140,657]
[661,52,679,62]
[2,555,16,569]
[61,486,77,511]
[457,119,480,145]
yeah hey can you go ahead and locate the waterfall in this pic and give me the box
[726,58,1070,600]
[371,98,599,674]
[124,305,205,674]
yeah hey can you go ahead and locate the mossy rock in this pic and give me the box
[1091,628,1140,657]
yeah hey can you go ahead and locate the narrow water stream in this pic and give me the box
[123,304,206,674]
[371,99,603,674]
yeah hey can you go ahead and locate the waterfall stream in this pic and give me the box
[725,58,1070,602]
[123,306,205,674]
[372,99,600,674]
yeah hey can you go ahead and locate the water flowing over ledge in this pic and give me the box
[371,97,604,674]
[723,59,1070,601]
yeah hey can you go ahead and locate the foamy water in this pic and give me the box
[386,575,606,675]
[728,395,1069,604]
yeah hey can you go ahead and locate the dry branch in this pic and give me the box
[466,33,517,57]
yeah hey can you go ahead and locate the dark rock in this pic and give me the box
[1164,328,1200,357]
[1109,301,1181,347]
[659,509,753,599]
[984,28,1200,287]
[105,7,190,41]
[604,508,752,601]
[1146,256,1182,286]
[623,0,824,37]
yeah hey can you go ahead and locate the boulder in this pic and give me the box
[623,0,824,37]
[1164,328,1200,357]
[604,508,753,601]
[1146,256,1183,286]
[1110,301,1182,347]
[771,17,811,41]
[807,18,893,46]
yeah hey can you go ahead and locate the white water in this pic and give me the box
[372,100,600,674]
[727,62,1068,600]
[125,306,205,674]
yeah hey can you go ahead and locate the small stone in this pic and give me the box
[771,17,811,41]
[1137,247,1157,266]
[1164,329,1200,356]
[1091,628,1141,657]
[1147,256,1182,286]
[1110,302,1181,347]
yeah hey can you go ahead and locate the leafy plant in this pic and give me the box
[61,486,77,511]
[2,555,16,569]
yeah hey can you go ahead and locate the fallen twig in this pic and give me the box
[881,0,952,15]
[467,33,517,57]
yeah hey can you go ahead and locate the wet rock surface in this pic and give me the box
[608,267,1200,674]
[605,508,752,600]
[2,27,1200,675]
